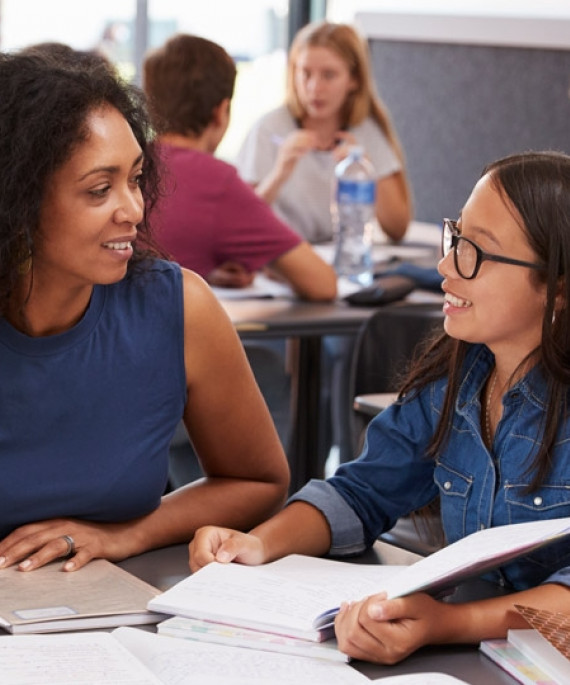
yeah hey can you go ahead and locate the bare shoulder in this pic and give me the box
[179,267,238,346]
[178,268,249,389]
[180,267,227,321]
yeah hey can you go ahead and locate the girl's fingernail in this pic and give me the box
[19,559,31,570]
[368,603,384,620]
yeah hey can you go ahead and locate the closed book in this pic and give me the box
[480,638,558,685]
[0,558,164,634]
[158,615,350,662]
[508,629,570,684]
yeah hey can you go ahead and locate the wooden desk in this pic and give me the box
[118,542,518,684]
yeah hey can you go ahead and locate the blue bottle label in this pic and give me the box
[337,179,375,204]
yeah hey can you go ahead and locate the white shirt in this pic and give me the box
[236,105,401,243]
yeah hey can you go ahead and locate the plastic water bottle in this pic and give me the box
[331,146,376,286]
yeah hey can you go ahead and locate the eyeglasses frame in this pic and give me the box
[442,218,543,280]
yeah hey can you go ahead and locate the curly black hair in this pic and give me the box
[0,50,164,313]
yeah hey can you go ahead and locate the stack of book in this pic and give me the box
[480,605,570,684]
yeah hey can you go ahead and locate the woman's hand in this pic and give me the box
[0,518,135,572]
[272,130,319,183]
[189,526,266,572]
[334,592,456,664]
[331,130,359,163]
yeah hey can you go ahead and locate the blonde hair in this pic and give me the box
[286,21,406,166]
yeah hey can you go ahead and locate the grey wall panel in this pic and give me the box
[369,39,570,223]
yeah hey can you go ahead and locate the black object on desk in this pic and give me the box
[344,274,416,306]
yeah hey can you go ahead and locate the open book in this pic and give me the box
[0,627,370,685]
[0,558,164,634]
[148,517,570,643]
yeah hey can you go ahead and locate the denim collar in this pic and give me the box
[456,344,549,417]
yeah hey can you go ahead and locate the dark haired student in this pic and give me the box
[191,150,570,665]
[0,50,289,571]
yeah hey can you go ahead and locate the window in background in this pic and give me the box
[0,0,137,79]
[0,0,293,162]
[326,0,570,20]
[147,0,289,161]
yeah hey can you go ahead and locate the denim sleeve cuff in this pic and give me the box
[288,479,366,556]
[542,567,570,589]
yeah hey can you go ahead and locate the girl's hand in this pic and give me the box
[273,130,319,182]
[332,130,359,163]
[335,592,455,664]
[0,519,134,572]
[189,526,266,572]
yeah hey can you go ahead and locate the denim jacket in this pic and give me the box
[291,344,570,591]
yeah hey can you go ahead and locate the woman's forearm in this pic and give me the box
[249,501,333,563]
[120,476,289,558]
[435,582,570,645]
[376,171,412,242]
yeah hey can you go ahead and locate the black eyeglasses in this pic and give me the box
[441,219,543,280]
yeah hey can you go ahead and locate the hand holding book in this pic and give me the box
[152,517,570,654]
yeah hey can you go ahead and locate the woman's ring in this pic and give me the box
[61,534,75,558]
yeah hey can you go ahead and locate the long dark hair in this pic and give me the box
[400,151,570,490]
[0,50,164,315]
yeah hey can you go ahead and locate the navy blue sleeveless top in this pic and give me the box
[0,260,186,538]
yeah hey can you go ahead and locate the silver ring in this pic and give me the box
[61,534,76,558]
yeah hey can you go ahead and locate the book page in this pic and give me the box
[379,517,570,600]
[211,273,294,300]
[0,631,162,684]
[372,675,469,684]
[0,559,161,631]
[148,557,403,638]
[114,627,369,685]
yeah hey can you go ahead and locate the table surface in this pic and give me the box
[219,220,443,338]
[119,542,518,684]
[354,392,399,416]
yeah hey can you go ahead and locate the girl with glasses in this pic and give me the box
[190,150,570,665]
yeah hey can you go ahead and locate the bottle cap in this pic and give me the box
[349,145,364,158]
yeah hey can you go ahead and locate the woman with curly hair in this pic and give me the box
[0,50,289,572]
